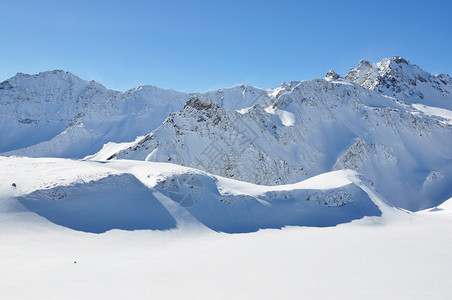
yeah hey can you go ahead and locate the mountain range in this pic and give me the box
[1,56,451,212]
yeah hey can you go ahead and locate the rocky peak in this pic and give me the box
[345,56,416,88]
[358,59,371,68]
[345,56,452,108]
[435,73,452,85]
[325,70,340,81]
[391,56,409,65]
[184,96,219,111]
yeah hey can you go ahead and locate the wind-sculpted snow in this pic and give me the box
[1,157,384,233]
[155,171,381,233]
[18,174,177,233]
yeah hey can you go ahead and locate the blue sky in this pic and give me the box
[1,0,451,92]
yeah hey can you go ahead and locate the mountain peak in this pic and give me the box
[346,56,414,82]
[325,70,340,81]
[390,56,410,65]
[1,70,112,97]
[357,59,371,68]
[345,56,452,107]
[39,69,67,75]
[346,57,414,86]
[12,69,77,79]
[6,69,85,87]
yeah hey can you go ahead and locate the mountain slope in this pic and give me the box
[0,70,116,153]
[0,72,272,158]
[108,75,452,211]
[0,72,191,157]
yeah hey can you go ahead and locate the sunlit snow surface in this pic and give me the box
[1,56,452,298]
[411,103,452,125]
[1,157,385,233]
[0,156,451,299]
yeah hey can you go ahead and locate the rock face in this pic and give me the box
[325,70,340,80]
[1,57,452,211]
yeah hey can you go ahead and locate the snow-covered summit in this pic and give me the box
[346,56,452,108]
[0,70,117,154]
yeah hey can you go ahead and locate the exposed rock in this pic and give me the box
[325,70,340,80]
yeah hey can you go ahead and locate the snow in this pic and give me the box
[438,197,452,212]
[1,56,452,298]
[412,103,452,125]
[83,139,144,161]
[0,185,450,298]
[275,108,296,126]
[0,156,387,233]
[1,221,452,299]
[0,156,451,298]
[216,169,356,196]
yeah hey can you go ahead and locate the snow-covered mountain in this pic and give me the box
[0,70,192,157]
[105,58,452,211]
[0,71,273,158]
[1,56,451,211]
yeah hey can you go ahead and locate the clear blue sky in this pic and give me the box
[1,0,451,92]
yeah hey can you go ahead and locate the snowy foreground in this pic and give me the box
[1,157,451,299]
[1,56,451,298]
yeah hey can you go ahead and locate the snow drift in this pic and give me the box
[1,157,389,233]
